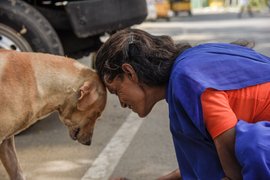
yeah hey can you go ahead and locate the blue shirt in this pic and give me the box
[166,43,270,179]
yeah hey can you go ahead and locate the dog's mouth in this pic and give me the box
[70,127,80,140]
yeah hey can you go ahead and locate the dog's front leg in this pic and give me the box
[0,136,25,180]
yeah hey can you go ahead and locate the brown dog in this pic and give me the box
[0,50,107,180]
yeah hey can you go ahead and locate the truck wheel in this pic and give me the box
[0,0,64,55]
[0,23,32,51]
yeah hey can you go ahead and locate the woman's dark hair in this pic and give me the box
[95,28,191,86]
[95,28,254,86]
[230,39,255,48]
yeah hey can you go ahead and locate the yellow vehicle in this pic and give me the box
[155,0,173,21]
[209,0,224,7]
[170,0,192,16]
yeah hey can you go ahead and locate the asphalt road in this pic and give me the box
[1,10,270,180]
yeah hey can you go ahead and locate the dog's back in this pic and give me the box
[0,51,39,138]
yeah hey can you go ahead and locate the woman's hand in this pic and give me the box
[157,169,181,180]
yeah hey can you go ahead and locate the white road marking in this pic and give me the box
[81,112,144,180]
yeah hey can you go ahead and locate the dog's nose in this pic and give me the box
[83,140,91,146]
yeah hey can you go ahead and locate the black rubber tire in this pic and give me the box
[0,0,64,55]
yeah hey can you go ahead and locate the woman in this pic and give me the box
[95,28,270,179]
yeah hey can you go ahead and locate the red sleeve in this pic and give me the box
[201,89,237,139]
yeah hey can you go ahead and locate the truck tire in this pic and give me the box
[0,0,64,55]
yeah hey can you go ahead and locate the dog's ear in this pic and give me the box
[77,81,98,111]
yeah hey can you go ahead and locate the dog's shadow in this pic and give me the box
[15,112,71,150]
[19,112,61,136]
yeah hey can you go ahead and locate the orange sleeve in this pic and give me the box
[201,89,237,139]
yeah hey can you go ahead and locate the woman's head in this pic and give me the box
[96,28,190,86]
[95,29,190,117]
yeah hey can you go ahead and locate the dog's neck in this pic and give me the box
[31,57,94,118]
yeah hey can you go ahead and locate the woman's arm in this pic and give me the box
[201,89,243,179]
[157,169,181,180]
[158,130,243,180]
[214,127,242,180]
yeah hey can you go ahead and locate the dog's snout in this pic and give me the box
[83,140,91,146]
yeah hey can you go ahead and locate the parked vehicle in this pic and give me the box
[155,0,173,21]
[0,0,147,58]
[170,0,192,16]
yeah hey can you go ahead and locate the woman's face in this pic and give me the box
[105,73,150,118]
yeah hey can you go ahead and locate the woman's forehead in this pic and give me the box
[104,77,118,93]
[103,73,127,93]
[104,81,114,90]
[106,85,114,94]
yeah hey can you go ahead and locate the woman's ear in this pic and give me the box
[121,63,138,82]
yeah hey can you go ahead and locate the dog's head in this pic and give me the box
[58,74,107,146]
